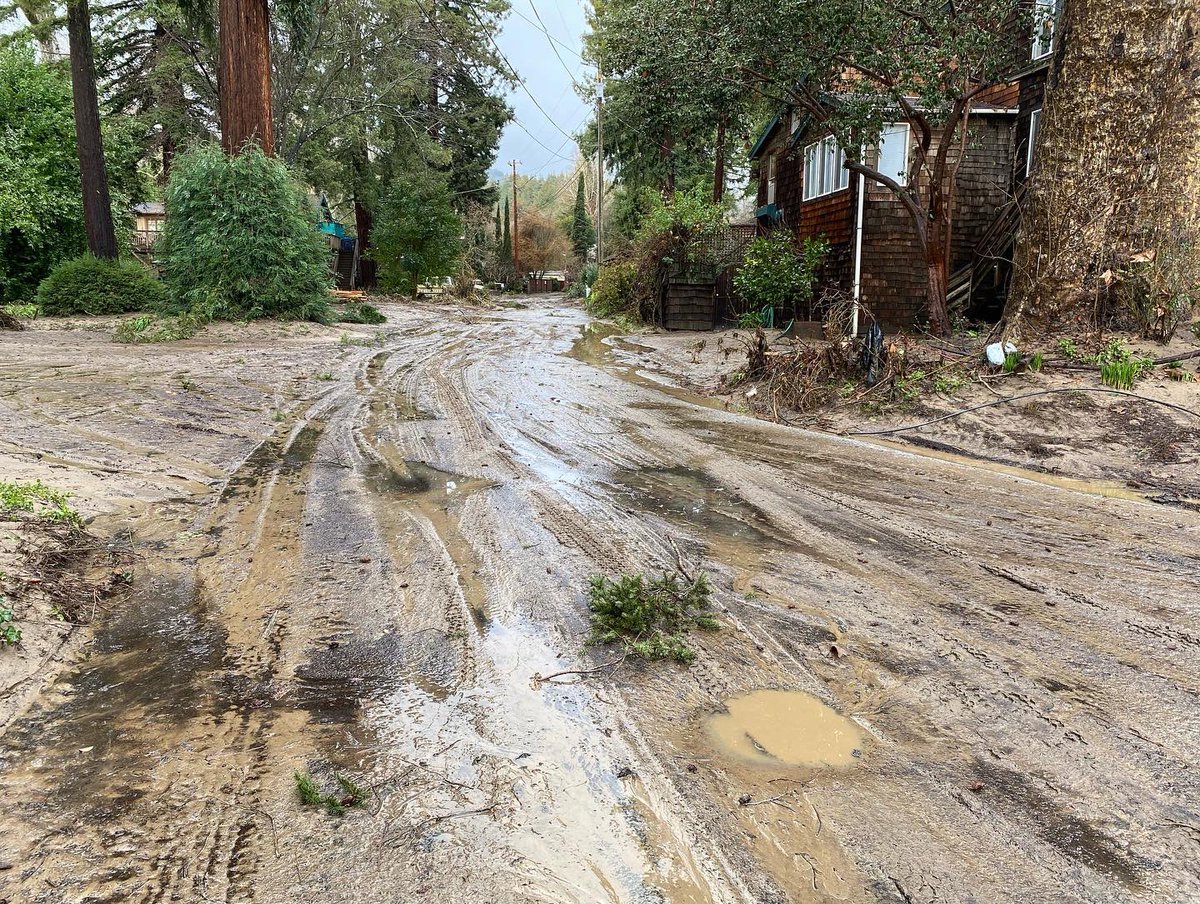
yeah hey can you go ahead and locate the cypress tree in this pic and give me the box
[494,203,502,242]
[568,172,595,260]
[501,197,512,266]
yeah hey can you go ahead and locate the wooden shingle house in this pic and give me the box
[748,1,1063,332]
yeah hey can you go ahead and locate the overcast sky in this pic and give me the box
[491,0,592,180]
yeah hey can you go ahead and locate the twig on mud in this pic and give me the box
[740,793,794,810]
[799,852,820,890]
[531,652,627,687]
[667,535,694,582]
[419,800,499,828]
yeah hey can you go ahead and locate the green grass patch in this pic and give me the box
[0,603,20,646]
[2,303,38,320]
[0,480,81,526]
[587,571,717,664]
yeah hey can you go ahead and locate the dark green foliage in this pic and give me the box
[734,233,830,318]
[37,255,166,316]
[336,302,386,324]
[587,571,716,664]
[501,197,513,268]
[568,173,595,261]
[371,173,462,294]
[160,144,332,322]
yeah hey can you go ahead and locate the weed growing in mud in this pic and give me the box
[1002,351,1022,373]
[2,303,38,320]
[1101,359,1141,390]
[1029,352,1045,373]
[114,312,202,344]
[587,571,717,664]
[338,332,380,348]
[0,603,20,646]
[933,373,965,395]
[294,771,369,816]
[0,480,81,526]
[314,371,334,381]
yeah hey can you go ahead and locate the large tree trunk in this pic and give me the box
[218,0,274,155]
[66,0,118,259]
[1005,0,1200,337]
[353,199,377,290]
[712,115,727,203]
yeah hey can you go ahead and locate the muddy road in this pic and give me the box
[0,298,1197,903]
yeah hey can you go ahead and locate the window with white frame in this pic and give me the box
[876,123,909,185]
[802,136,848,201]
[1026,108,1042,176]
[766,154,777,205]
[1031,0,1059,59]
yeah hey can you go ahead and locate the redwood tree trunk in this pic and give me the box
[1006,0,1200,336]
[712,116,727,203]
[67,0,117,259]
[218,0,274,155]
[354,199,377,290]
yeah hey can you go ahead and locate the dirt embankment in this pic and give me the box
[616,326,1200,505]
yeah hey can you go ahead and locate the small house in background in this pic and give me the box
[133,202,165,253]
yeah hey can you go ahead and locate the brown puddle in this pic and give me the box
[706,689,865,767]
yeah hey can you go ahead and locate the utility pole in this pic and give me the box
[595,69,604,267]
[509,159,520,279]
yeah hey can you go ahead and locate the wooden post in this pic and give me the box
[510,159,520,278]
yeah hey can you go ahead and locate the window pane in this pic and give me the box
[838,149,849,190]
[823,138,836,195]
[803,143,816,200]
[878,123,908,184]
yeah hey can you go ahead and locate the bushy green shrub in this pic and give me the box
[160,144,331,322]
[36,255,166,316]
[336,302,386,324]
[586,261,639,319]
[371,172,462,294]
[734,232,829,320]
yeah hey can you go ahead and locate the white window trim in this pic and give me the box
[766,154,777,205]
[1031,0,1058,59]
[1027,108,1042,176]
[802,136,849,202]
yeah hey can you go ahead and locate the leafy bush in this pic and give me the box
[160,144,331,322]
[113,312,203,343]
[587,571,717,664]
[294,771,368,816]
[734,232,829,320]
[336,302,386,324]
[36,255,166,316]
[371,172,462,294]
[586,261,639,319]
[1,43,145,304]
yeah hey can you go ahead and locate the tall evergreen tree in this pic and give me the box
[495,203,502,242]
[501,196,513,266]
[66,0,117,258]
[568,172,595,260]
[218,0,273,154]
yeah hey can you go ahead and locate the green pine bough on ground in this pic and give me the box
[587,570,718,664]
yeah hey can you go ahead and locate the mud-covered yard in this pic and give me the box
[1,298,1198,903]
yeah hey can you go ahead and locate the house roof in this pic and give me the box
[748,115,782,162]
[133,201,165,215]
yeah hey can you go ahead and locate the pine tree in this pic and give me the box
[494,203,502,242]
[568,172,595,261]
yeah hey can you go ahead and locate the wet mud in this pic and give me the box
[0,301,1197,903]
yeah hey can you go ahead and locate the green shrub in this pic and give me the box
[587,571,717,664]
[36,255,165,316]
[371,172,462,294]
[336,302,386,324]
[587,261,639,319]
[734,232,829,319]
[113,312,202,343]
[160,144,331,322]
[0,479,80,525]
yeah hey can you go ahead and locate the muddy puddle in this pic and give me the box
[568,323,726,411]
[706,689,865,768]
